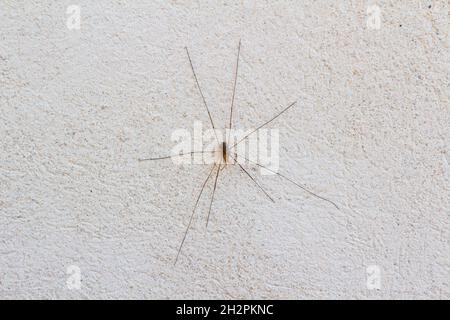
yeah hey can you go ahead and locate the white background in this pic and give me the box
[0,1,448,299]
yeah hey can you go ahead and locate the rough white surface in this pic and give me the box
[0,1,448,299]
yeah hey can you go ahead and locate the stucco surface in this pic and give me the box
[0,1,448,299]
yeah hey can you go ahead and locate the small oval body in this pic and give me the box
[215,142,228,165]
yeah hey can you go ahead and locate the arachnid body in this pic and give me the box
[139,41,339,264]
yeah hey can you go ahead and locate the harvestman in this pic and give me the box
[139,41,339,264]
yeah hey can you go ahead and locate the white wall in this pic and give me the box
[0,1,448,299]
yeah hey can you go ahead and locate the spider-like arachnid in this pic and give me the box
[139,41,339,264]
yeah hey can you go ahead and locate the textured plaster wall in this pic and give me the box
[0,1,448,299]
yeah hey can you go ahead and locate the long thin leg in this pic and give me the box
[227,39,241,144]
[175,164,216,265]
[185,47,220,144]
[231,155,275,203]
[235,153,339,210]
[229,101,297,150]
[138,150,216,161]
[206,164,221,228]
